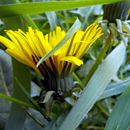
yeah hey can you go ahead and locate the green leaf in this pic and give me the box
[0,0,126,17]
[37,18,81,66]
[43,0,57,30]
[1,1,32,129]
[99,77,130,100]
[105,85,130,130]
[59,42,126,130]
[15,77,50,121]
[5,60,31,130]
[69,78,130,101]
[0,52,11,95]
[46,11,57,30]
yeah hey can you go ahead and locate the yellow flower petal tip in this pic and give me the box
[0,23,103,77]
[61,56,83,66]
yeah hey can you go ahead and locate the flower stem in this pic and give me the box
[84,32,112,85]
[96,102,109,117]
[72,72,84,89]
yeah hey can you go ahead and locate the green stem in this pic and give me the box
[84,33,112,85]
[96,102,109,117]
[72,72,84,89]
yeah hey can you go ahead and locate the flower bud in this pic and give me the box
[103,2,130,22]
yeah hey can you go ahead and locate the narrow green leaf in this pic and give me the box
[105,85,130,130]
[99,78,130,100]
[37,18,81,66]
[5,60,31,130]
[59,42,126,130]
[0,0,126,17]
[22,14,39,29]
[46,12,57,30]
[42,0,57,30]
[1,1,32,129]
[70,78,130,100]
[15,78,50,121]
[0,62,10,95]
[5,59,30,130]
[0,93,34,108]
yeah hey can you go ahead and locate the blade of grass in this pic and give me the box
[0,65,10,96]
[105,85,130,130]
[70,78,130,100]
[99,77,130,100]
[46,12,57,30]
[37,18,81,66]
[44,0,57,30]
[0,0,126,17]
[5,60,31,130]
[59,42,126,130]
[15,77,50,121]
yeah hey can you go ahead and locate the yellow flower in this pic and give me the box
[0,23,103,78]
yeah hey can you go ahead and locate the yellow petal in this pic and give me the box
[61,56,83,66]
[49,26,65,48]
[6,48,30,66]
[0,36,14,48]
[76,23,103,58]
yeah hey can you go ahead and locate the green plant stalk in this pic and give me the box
[96,102,109,117]
[84,33,112,85]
